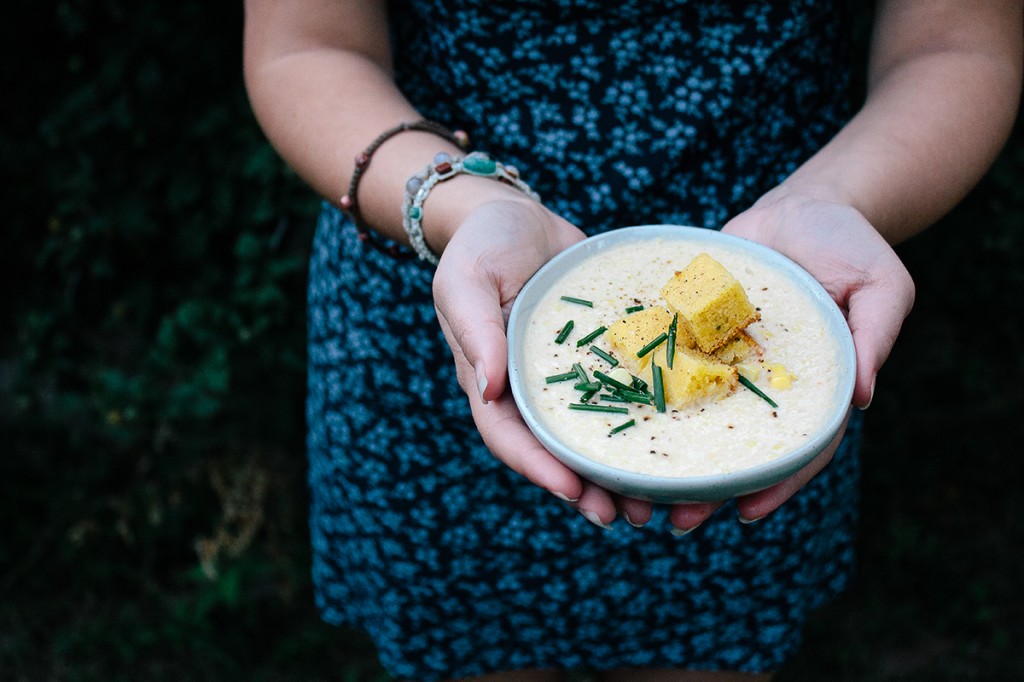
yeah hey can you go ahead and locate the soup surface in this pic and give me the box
[521,237,843,478]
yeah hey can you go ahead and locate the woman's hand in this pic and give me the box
[433,198,652,527]
[711,190,916,523]
[432,199,584,496]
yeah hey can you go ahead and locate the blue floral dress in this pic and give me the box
[307,1,862,679]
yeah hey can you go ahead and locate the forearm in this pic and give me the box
[775,1,1023,244]
[242,0,523,252]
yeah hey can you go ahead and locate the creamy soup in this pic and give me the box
[520,237,843,478]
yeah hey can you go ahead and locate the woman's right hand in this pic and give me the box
[433,197,637,524]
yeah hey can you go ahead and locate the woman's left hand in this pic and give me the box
[665,190,914,528]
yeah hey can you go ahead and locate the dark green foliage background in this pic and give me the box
[2,1,1022,680]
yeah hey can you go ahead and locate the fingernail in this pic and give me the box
[623,510,644,528]
[553,491,580,503]
[475,361,488,404]
[738,513,767,525]
[670,523,700,537]
[858,375,876,411]
[581,509,614,530]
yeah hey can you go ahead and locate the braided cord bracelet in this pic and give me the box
[339,120,470,258]
[402,151,541,266]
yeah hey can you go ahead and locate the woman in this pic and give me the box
[242,1,1022,679]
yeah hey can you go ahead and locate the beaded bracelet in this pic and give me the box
[339,120,470,259]
[402,151,541,265]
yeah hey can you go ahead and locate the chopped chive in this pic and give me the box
[593,370,634,393]
[738,375,778,408]
[600,393,628,403]
[652,363,666,413]
[588,345,619,367]
[625,305,645,314]
[667,313,678,369]
[631,376,649,393]
[575,325,607,347]
[609,419,636,436]
[636,332,669,359]
[555,320,574,344]
[560,296,593,307]
[545,371,578,384]
[614,389,652,405]
[568,403,630,414]
[571,362,589,384]
[580,389,599,403]
[573,381,603,392]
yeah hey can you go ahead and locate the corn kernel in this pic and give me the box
[608,367,633,386]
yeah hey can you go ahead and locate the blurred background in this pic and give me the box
[2,2,1022,680]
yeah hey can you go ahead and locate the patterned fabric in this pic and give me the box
[307,1,860,679]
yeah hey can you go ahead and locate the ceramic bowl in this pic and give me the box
[506,225,856,503]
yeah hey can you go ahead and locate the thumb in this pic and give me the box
[433,262,509,404]
[845,265,915,409]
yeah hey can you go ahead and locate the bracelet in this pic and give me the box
[402,151,541,266]
[339,120,470,259]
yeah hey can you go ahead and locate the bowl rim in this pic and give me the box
[506,224,857,503]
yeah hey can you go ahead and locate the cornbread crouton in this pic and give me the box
[713,330,763,365]
[604,307,673,371]
[644,347,738,407]
[660,253,759,353]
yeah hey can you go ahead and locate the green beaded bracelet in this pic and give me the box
[401,151,541,265]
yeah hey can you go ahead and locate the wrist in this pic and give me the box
[400,152,542,263]
[420,176,541,255]
[754,178,852,214]
[337,122,546,262]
